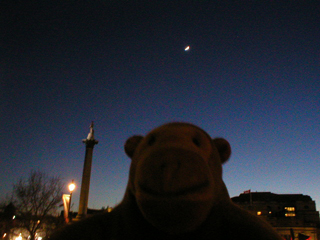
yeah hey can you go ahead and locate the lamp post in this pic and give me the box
[68,180,76,222]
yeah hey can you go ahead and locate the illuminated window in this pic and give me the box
[257,211,262,216]
[285,207,295,211]
[285,212,296,217]
[284,207,296,217]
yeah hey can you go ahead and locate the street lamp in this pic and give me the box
[68,180,76,221]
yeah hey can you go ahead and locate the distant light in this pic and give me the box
[12,215,16,219]
[68,180,76,193]
[257,211,262,216]
[15,233,22,240]
[184,46,190,51]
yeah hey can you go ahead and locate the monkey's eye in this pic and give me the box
[192,138,200,147]
[148,135,156,146]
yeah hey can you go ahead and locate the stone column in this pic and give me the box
[75,122,98,221]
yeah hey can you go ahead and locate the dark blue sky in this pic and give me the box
[1,0,320,211]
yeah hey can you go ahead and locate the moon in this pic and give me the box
[184,46,190,51]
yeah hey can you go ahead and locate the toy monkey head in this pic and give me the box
[124,122,231,234]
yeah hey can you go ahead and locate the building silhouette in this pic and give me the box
[232,192,320,240]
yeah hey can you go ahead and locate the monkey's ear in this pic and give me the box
[212,138,231,164]
[124,135,144,158]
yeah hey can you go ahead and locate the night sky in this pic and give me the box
[1,1,320,212]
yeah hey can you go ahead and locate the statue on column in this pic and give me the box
[86,122,95,140]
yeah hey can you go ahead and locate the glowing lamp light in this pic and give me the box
[184,45,190,51]
[15,233,22,240]
[68,180,76,193]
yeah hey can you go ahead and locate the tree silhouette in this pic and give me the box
[13,170,63,240]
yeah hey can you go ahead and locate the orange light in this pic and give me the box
[68,180,76,193]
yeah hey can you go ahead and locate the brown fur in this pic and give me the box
[51,122,283,240]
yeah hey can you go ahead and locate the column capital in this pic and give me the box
[82,139,99,148]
